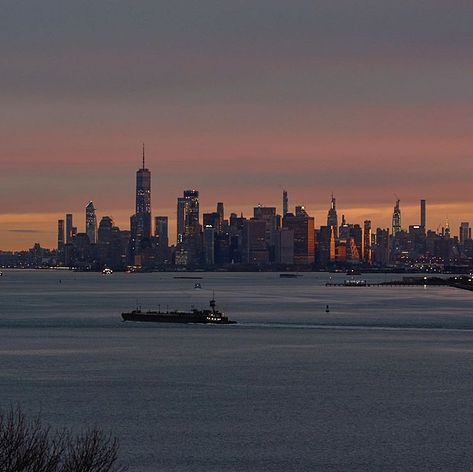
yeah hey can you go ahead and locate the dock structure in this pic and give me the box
[325,276,473,291]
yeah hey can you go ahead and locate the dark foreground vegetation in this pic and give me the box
[0,407,126,472]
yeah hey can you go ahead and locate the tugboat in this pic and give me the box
[121,297,236,324]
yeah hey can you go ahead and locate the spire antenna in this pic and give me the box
[142,142,145,169]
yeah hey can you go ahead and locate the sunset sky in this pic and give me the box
[1,1,473,250]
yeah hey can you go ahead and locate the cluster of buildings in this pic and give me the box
[2,153,473,272]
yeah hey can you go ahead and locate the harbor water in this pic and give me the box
[1,270,473,471]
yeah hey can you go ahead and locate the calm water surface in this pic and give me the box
[1,270,473,471]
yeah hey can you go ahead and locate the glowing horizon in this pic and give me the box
[2,198,472,252]
[1,2,472,250]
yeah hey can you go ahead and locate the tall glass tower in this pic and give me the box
[420,199,426,231]
[282,190,288,217]
[85,201,97,244]
[176,190,201,265]
[183,190,199,237]
[65,213,73,244]
[177,197,186,244]
[131,145,152,259]
[392,199,401,236]
[57,219,65,251]
[136,145,151,229]
[135,145,152,238]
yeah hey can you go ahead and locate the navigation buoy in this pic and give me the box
[325,304,330,313]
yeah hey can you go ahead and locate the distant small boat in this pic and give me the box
[344,279,367,287]
[0,271,3,277]
[346,269,362,276]
[102,268,113,275]
[279,273,302,278]
[194,283,202,289]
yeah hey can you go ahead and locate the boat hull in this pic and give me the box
[121,311,236,324]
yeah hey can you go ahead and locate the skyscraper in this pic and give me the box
[85,201,97,244]
[131,145,152,259]
[242,219,269,264]
[329,226,336,262]
[155,215,170,265]
[362,220,372,264]
[177,197,186,244]
[444,218,451,238]
[203,212,220,229]
[178,190,201,265]
[275,227,294,264]
[98,216,114,243]
[327,195,338,239]
[155,216,169,247]
[283,212,315,265]
[283,190,288,217]
[57,219,65,252]
[420,199,426,231]
[203,225,215,265]
[392,199,401,236]
[254,206,278,224]
[295,205,308,217]
[135,144,152,239]
[183,190,200,237]
[65,213,73,244]
[254,206,280,256]
[459,222,470,244]
[374,228,390,266]
[216,202,224,232]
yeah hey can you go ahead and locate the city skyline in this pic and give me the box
[2,2,473,250]
[1,166,472,252]
[8,160,469,271]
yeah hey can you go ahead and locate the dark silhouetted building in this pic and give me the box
[180,190,201,265]
[57,219,65,252]
[327,195,338,239]
[177,197,186,244]
[85,201,97,244]
[242,219,269,264]
[203,225,215,265]
[316,226,331,267]
[420,199,426,231]
[216,202,225,232]
[253,206,280,259]
[275,227,294,264]
[408,225,426,259]
[97,216,129,269]
[392,199,401,236]
[66,213,73,244]
[130,145,152,264]
[283,190,288,217]
[283,212,315,265]
[374,228,390,266]
[155,216,169,247]
[361,220,371,264]
[459,222,471,244]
